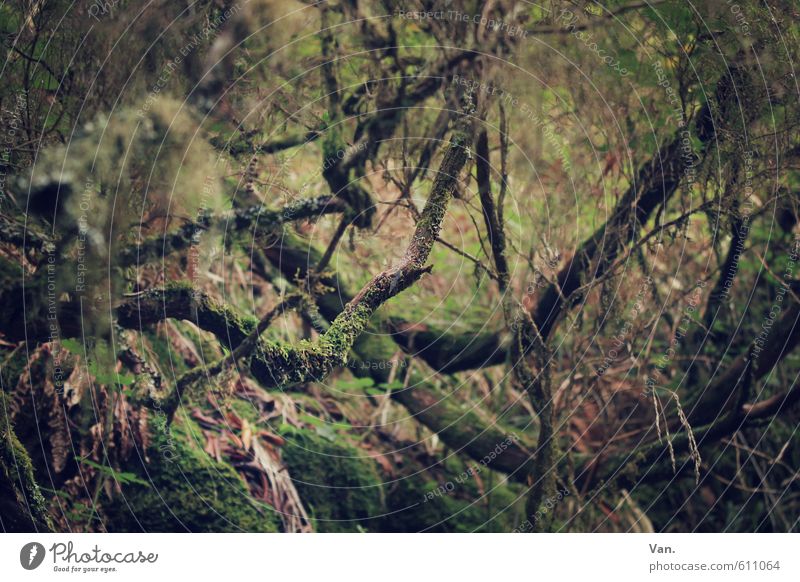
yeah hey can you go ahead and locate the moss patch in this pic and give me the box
[0,393,54,531]
[282,430,384,532]
[103,413,280,532]
[381,459,524,532]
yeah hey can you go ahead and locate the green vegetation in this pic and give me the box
[1,0,799,533]
[104,415,281,533]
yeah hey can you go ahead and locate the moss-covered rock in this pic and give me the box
[381,463,525,532]
[103,413,280,532]
[0,392,54,532]
[281,430,384,532]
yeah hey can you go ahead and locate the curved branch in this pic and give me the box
[120,112,472,401]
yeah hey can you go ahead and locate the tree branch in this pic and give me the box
[118,195,345,268]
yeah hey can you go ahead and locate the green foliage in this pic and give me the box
[2,0,799,535]
[60,339,134,388]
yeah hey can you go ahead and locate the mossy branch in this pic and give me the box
[118,195,346,267]
[164,294,305,419]
[117,112,472,417]
[0,393,54,532]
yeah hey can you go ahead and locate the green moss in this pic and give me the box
[228,398,261,425]
[163,279,196,293]
[282,430,384,532]
[103,413,280,532]
[321,123,346,163]
[0,393,54,531]
[197,292,258,337]
[381,465,524,533]
[144,330,189,377]
[321,302,373,361]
